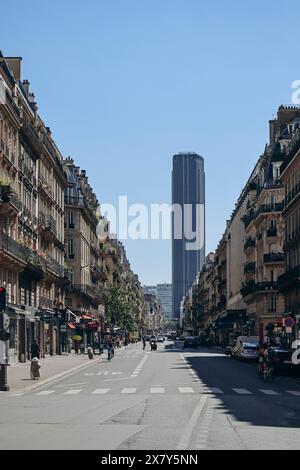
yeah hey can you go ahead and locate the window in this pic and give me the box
[67,211,75,229]
[68,238,75,258]
[269,297,277,313]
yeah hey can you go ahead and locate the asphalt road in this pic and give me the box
[1,341,300,450]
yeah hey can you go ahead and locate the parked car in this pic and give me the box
[183,337,198,349]
[156,335,165,343]
[269,346,300,376]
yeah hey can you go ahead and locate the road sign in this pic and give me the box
[285,317,295,328]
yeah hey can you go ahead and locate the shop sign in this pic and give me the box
[60,325,67,332]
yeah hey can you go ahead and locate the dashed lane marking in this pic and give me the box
[121,388,137,394]
[64,389,82,395]
[232,388,252,395]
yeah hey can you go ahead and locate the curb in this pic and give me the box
[18,357,103,393]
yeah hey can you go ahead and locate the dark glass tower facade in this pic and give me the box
[172,153,205,319]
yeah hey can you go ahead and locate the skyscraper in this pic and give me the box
[172,153,205,319]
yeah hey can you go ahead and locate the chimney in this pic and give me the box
[5,57,22,81]
[22,79,30,98]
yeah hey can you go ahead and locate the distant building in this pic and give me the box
[172,152,205,319]
[144,284,172,319]
[157,284,172,319]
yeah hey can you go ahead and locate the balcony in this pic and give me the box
[20,163,37,187]
[20,120,43,157]
[5,89,21,123]
[46,255,64,278]
[267,227,278,238]
[91,264,108,281]
[256,203,284,218]
[39,213,57,237]
[39,296,54,309]
[278,266,300,292]
[64,195,84,206]
[241,281,279,297]
[244,262,256,274]
[0,234,27,265]
[25,249,46,280]
[0,140,17,167]
[264,252,285,264]
[244,238,256,251]
[0,185,22,216]
[280,128,300,175]
[242,210,255,228]
[38,176,53,200]
[68,284,105,302]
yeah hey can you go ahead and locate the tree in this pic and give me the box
[106,286,137,332]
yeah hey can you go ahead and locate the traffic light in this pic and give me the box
[0,286,6,311]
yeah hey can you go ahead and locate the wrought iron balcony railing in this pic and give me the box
[264,253,285,264]
[0,234,27,263]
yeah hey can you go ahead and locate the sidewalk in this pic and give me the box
[4,352,103,393]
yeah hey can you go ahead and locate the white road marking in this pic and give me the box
[209,388,224,395]
[233,388,252,395]
[92,389,110,395]
[121,388,137,394]
[259,389,280,396]
[287,391,300,396]
[179,387,194,394]
[36,390,56,396]
[64,389,82,395]
[177,395,208,450]
[84,373,94,376]
[8,393,25,397]
[150,387,165,394]
[131,354,149,378]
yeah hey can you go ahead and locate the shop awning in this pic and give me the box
[5,305,26,316]
[67,323,76,329]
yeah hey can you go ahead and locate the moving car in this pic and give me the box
[183,337,198,349]
[232,336,259,360]
[236,342,259,360]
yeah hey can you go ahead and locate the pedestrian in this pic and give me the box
[31,339,40,359]
[68,337,73,354]
[275,335,281,347]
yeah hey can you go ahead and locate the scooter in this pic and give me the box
[87,347,94,360]
[30,357,41,380]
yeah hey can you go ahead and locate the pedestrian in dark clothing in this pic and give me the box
[31,340,40,359]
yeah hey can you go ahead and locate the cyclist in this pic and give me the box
[263,343,276,381]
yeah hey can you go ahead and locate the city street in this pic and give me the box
[1,341,300,450]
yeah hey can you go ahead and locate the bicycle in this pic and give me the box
[263,361,275,382]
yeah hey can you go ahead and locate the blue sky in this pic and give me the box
[1,0,300,284]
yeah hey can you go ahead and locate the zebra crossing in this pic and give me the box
[3,387,300,398]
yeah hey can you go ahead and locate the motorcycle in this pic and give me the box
[150,341,157,351]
